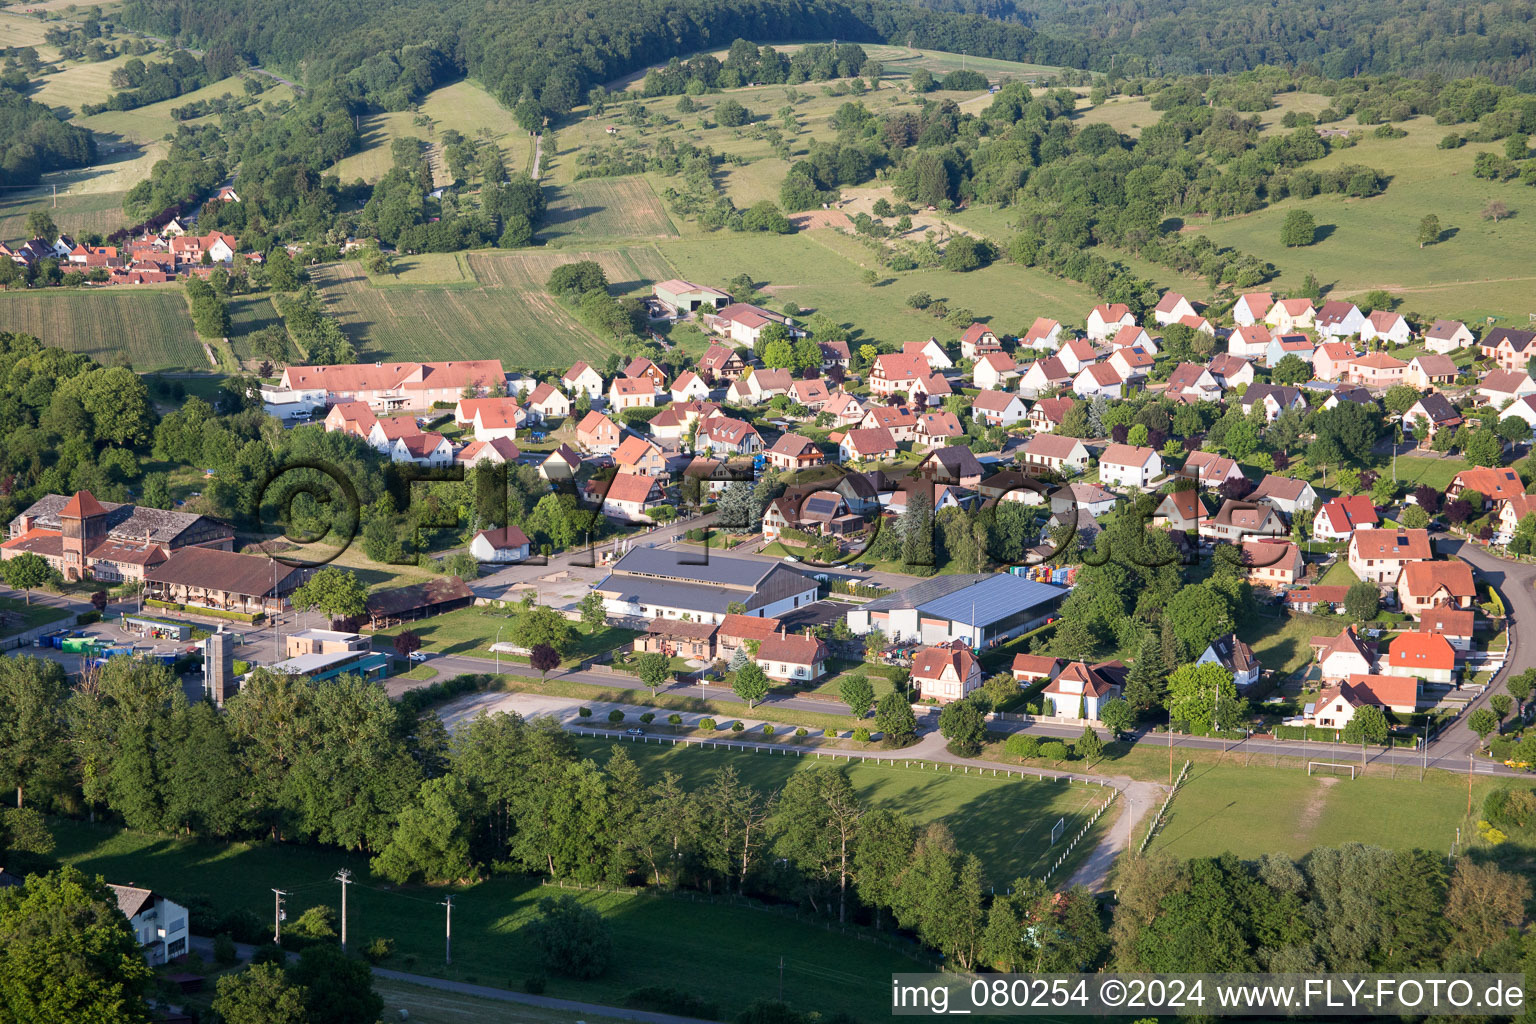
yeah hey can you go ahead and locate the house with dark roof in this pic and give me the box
[916,447,986,490]
[1199,500,1286,543]
[635,617,720,661]
[595,548,818,623]
[1240,383,1306,423]
[1311,626,1376,683]
[1315,300,1365,338]
[109,884,189,964]
[1404,392,1462,445]
[365,577,475,628]
[142,547,303,617]
[1198,633,1261,691]
[1250,474,1318,516]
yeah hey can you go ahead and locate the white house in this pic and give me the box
[1073,362,1124,399]
[1478,369,1536,408]
[470,524,531,563]
[1228,325,1272,360]
[1086,303,1135,342]
[912,642,983,704]
[109,885,189,965]
[1020,317,1064,351]
[1098,444,1162,489]
[390,433,453,467]
[1359,310,1412,346]
[1042,661,1124,720]
[971,389,1028,428]
[1232,292,1274,327]
[670,371,711,403]
[1056,338,1102,375]
[526,382,572,420]
[1197,634,1261,691]
[562,361,604,401]
[1424,319,1475,354]
[973,352,1020,391]
[903,337,953,370]
[1315,300,1366,339]
[1153,292,1197,325]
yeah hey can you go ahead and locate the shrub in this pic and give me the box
[578,706,592,718]
[700,717,716,730]
[795,727,808,737]
[362,937,395,964]
[824,728,837,738]
[287,905,337,943]
[525,976,547,994]
[625,986,722,1020]
[527,896,613,979]
[212,933,238,965]
[608,709,624,724]
[762,724,775,736]
[731,721,745,732]
[668,713,683,725]
[1004,733,1040,759]
[640,712,655,724]
[852,726,872,742]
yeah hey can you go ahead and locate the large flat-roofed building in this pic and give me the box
[280,359,505,412]
[268,648,391,683]
[845,573,1067,647]
[594,548,818,624]
[3,490,234,583]
[285,628,371,658]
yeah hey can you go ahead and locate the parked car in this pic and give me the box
[409,651,428,663]
[625,728,646,736]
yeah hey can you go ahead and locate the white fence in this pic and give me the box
[1138,759,1191,854]
[1042,789,1117,883]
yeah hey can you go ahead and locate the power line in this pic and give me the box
[335,869,352,952]
[271,888,287,944]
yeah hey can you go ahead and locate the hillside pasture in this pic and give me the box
[329,79,519,186]
[313,246,674,366]
[0,289,204,370]
[540,177,677,242]
[0,12,54,53]
[28,52,137,119]
[78,75,297,149]
[0,189,129,244]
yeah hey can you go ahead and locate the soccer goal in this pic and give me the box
[1308,761,1359,779]
[1049,817,1066,845]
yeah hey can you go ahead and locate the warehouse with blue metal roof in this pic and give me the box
[844,573,1066,648]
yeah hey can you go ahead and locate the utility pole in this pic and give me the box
[1168,724,1173,784]
[271,889,287,944]
[778,956,785,1001]
[335,869,352,951]
[1468,751,1474,815]
[442,896,453,965]
[1421,722,1427,781]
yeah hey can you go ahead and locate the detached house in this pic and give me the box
[1180,450,1246,490]
[1027,396,1076,432]
[527,382,572,420]
[1022,434,1090,474]
[1448,466,1525,509]
[1397,559,1477,619]
[869,353,929,399]
[1228,325,1273,360]
[670,371,711,403]
[1232,292,1274,326]
[1250,474,1317,516]
[971,389,1028,428]
[1385,632,1457,685]
[1315,300,1365,339]
[789,378,831,411]
[973,352,1020,391]
[1345,352,1407,388]
[1199,500,1286,543]
[1098,444,1162,489]
[1057,338,1102,374]
[904,338,953,370]
[701,417,763,456]
[1405,393,1462,445]
[456,437,522,469]
[1207,354,1256,390]
[1153,292,1197,325]
[1265,298,1316,334]
[1312,342,1357,382]
[765,433,825,472]
[697,344,746,382]
[1019,355,1074,396]
[1086,303,1136,341]
[1360,310,1412,346]
[1420,608,1476,651]
[1312,495,1379,541]
[1242,538,1304,586]
[562,361,604,400]
[1043,660,1126,720]
[596,472,667,521]
[1312,626,1377,684]
[1484,327,1536,370]
[1348,528,1433,585]
[1404,354,1458,390]
[1020,317,1064,351]
[1166,363,1223,402]
[1424,319,1475,354]
[912,642,983,704]
[1107,346,1156,383]
[1240,384,1306,423]
[1479,369,1536,408]
[958,323,1003,360]
[1109,325,1156,354]
[1311,675,1419,728]
[756,630,829,683]
[609,376,658,411]
[710,302,804,348]
[838,427,898,464]
[1152,489,1211,532]
[390,433,453,467]
[1198,634,1262,691]
[614,434,668,477]
[576,411,623,452]
[913,410,964,449]
[1073,362,1124,399]
[1265,334,1315,369]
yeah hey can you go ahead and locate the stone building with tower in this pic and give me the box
[2,490,233,583]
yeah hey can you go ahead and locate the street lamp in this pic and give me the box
[495,625,504,676]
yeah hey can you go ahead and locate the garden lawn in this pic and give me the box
[1240,611,1337,678]
[1146,761,1492,861]
[1318,561,1360,586]
[371,606,640,666]
[48,818,917,1019]
[0,596,71,637]
[0,289,204,370]
[571,736,1112,884]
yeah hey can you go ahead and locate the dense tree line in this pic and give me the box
[82,50,210,115]
[0,87,97,189]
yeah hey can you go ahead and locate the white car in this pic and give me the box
[408,651,428,662]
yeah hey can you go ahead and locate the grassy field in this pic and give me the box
[330,80,518,185]
[1239,610,1337,678]
[573,736,1112,884]
[313,246,672,365]
[658,229,1103,344]
[0,189,128,245]
[51,818,922,1018]
[224,293,285,364]
[373,978,628,1024]
[0,289,205,370]
[0,596,71,637]
[0,11,54,53]
[370,606,640,666]
[540,178,677,242]
[1147,761,1490,861]
[1194,109,1536,324]
[78,75,297,149]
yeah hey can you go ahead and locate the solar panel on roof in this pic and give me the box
[916,575,1065,627]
